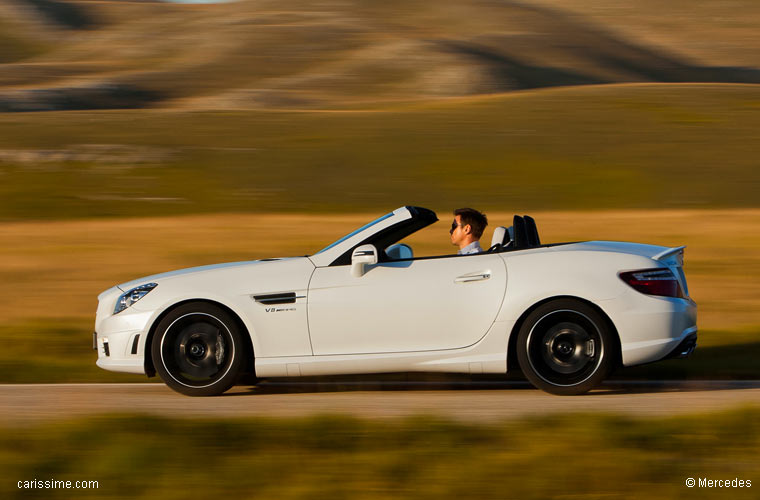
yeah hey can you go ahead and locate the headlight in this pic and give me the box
[114,283,158,314]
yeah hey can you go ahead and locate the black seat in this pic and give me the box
[524,215,541,246]
[513,215,529,249]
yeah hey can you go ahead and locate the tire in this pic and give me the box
[151,302,246,397]
[516,299,616,395]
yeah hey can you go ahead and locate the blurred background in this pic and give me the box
[1,0,759,498]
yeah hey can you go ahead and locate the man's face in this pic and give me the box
[450,215,469,246]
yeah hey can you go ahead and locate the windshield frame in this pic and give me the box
[313,212,394,255]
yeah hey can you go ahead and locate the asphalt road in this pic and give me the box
[2,380,760,424]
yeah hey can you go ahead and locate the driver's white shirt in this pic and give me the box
[458,241,483,255]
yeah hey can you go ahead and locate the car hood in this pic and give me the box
[116,257,299,291]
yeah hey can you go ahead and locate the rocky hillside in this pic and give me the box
[1,0,759,111]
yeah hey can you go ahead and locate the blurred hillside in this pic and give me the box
[0,84,758,219]
[1,0,759,111]
[0,0,759,219]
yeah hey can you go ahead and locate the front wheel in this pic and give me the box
[516,299,616,395]
[152,302,245,396]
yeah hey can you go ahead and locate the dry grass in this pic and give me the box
[2,409,759,499]
[0,209,757,382]
[1,209,758,334]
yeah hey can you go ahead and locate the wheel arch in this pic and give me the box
[506,295,621,373]
[143,299,255,378]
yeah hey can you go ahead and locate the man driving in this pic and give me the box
[450,207,488,255]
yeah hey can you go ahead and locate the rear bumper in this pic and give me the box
[664,331,698,359]
[610,293,697,367]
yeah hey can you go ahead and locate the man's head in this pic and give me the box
[450,207,488,249]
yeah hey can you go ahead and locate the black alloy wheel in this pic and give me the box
[517,299,616,395]
[152,302,246,396]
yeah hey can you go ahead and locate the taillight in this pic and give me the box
[619,268,684,298]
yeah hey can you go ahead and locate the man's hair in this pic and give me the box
[454,207,488,239]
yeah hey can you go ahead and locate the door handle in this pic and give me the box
[454,272,491,283]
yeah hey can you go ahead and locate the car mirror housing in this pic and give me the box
[385,243,413,260]
[351,244,378,277]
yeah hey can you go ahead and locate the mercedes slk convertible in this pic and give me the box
[94,206,697,396]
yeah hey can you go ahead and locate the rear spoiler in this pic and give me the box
[653,245,686,262]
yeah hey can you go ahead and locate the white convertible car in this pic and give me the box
[94,206,697,396]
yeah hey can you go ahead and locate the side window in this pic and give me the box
[390,221,510,260]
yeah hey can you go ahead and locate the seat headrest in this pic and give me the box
[524,215,540,246]
[513,215,528,249]
[491,226,508,248]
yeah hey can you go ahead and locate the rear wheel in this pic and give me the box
[151,302,245,396]
[516,299,616,395]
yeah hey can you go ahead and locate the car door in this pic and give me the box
[307,252,507,355]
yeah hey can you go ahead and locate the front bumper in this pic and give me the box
[94,301,153,375]
[94,329,146,374]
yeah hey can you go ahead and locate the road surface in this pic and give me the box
[2,380,760,424]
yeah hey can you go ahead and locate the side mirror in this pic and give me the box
[385,243,413,260]
[351,244,378,277]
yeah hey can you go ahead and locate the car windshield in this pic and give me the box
[314,212,394,255]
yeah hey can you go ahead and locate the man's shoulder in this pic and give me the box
[460,241,484,255]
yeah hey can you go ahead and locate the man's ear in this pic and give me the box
[463,224,472,235]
